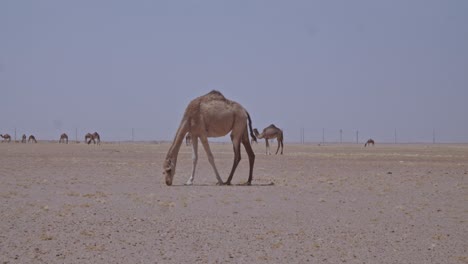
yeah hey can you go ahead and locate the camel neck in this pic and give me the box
[166,119,189,161]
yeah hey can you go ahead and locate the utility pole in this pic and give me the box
[132,128,135,142]
[394,128,397,144]
[75,128,78,143]
[303,128,305,144]
[322,128,325,144]
[14,128,17,142]
[302,127,304,144]
[356,130,359,144]
[340,129,343,144]
[433,128,435,144]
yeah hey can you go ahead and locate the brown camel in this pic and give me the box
[59,133,68,144]
[185,132,192,146]
[21,134,27,143]
[253,124,284,155]
[364,139,375,147]
[163,90,256,186]
[28,135,37,143]
[1,134,11,143]
[85,132,100,145]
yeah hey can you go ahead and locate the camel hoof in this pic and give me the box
[238,182,251,186]
[224,181,232,186]
[216,182,225,186]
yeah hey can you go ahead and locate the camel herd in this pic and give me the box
[3,90,375,187]
[0,132,101,144]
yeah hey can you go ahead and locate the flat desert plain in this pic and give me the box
[0,142,467,264]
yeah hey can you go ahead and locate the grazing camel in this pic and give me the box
[21,134,27,143]
[163,90,256,186]
[85,132,100,145]
[59,133,68,144]
[28,135,37,143]
[85,133,93,143]
[185,132,192,146]
[364,139,375,147]
[253,124,284,155]
[1,134,11,143]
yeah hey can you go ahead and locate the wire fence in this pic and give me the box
[1,126,464,144]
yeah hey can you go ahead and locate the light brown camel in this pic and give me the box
[28,135,37,143]
[253,124,284,155]
[85,132,101,145]
[364,139,375,147]
[1,134,11,143]
[59,133,68,144]
[21,134,27,143]
[185,132,192,146]
[163,90,257,186]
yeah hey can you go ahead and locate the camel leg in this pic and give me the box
[265,139,270,155]
[275,139,281,155]
[276,138,283,155]
[225,134,242,185]
[186,137,198,185]
[199,136,224,185]
[240,130,255,185]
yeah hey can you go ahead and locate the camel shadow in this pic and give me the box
[169,182,275,187]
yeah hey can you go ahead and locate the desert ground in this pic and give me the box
[0,141,466,263]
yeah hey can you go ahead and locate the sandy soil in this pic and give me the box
[0,142,466,263]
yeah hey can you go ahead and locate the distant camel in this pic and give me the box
[85,132,100,144]
[59,133,68,144]
[364,139,375,147]
[163,90,256,186]
[1,134,11,143]
[28,135,37,143]
[185,133,192,146]
[21,134,27,143]
[253,124,284,155]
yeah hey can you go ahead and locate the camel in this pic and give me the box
[28,135,37,143]
[59,133,68,144]
[163,90,256,186]
[253,124,284,155]
[0,134,11,143]
[185,132,192,146]
[21,134,27,143]
[85,133,92,143]
[364,139,375,147]
[85,132,100,145]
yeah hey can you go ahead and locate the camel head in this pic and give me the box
[253,129,259,137]
[163,158,176,186]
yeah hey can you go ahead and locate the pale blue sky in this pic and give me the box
[1,0,467,143]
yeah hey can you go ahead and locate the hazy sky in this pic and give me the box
[1,0,467,143]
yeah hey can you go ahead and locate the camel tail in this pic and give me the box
[247,111,257,143]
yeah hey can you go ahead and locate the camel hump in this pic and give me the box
[206,90,225,99]
[268,124,278,129]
